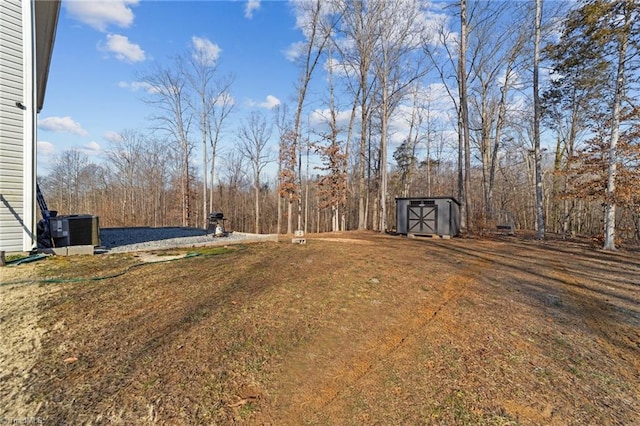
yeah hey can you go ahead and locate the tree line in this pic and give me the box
[40,0,640,248]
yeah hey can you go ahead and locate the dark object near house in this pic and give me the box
[36,184,100,248]
[36,182,54,248]
[395,197,461,237]
[49,214,100,247]
[208,212,227,237]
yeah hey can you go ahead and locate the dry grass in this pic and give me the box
[1,232,638,424]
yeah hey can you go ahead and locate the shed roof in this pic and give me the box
[395,196,461,205]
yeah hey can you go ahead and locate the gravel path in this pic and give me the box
[100,227,278,253]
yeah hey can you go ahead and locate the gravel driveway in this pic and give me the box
[100,227,278,253]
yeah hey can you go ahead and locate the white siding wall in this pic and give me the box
[0,0,35,252]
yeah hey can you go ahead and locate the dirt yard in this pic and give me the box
[1,232,638,424]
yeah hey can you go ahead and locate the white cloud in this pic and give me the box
[100,34,146,62]
[65,0,138,32]
[245,0,261,19]
[323,55,350,78]
[192,36,221,66]
[264,95,281,109]
[83,141,102,154]
[283,41,305,62]
[37,141,56,171]
[66,141,103,159]
[38,116,88,136]
[290,0,336,40]
[37,141,56,157]
[386,83,456,146]
[103,131,124,143]
[309,107,355,131]
[215,92,236,107]
[117,80,158,93]
[248,95,281,109]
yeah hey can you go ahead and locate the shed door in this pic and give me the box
[407,205,437,235]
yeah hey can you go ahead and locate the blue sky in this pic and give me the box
[37,0,558,179]
[37,0,307,174]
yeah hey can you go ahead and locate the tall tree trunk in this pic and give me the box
[604,2,630,251]
[459,0,471,231]
[343,88,360,231]
[202,113,208,229]
[208,124,220,213]
[533,0,545,240]
[276,194,282,234]
[183,142,190,227]
[254,180,260,234]
[552,134,563,235]
[379,79,389,232]
[358,76,368,230]
[304,142,309,234]
[290,0,329,231]
[489,62,515,219]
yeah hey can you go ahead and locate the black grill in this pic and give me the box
[208,212,227,236]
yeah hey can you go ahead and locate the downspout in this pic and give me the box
[24,0,37,251]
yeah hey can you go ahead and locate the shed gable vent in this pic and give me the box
[410,200,435,206]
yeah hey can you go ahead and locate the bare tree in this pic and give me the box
[185,45,217,228]
[43,149,90,215]
[238,111,273,233]
[314,44,348,232]
[371,0,427,232]
[208,82,234,213]
[422,1,470,230]
[459,0,472,232]
[105,130,145,226]
[533,0,545,239]
[141,58,193,226]
[140,136,171,227]
[399,83,443,198]
[464,2,530,223]
[604,1,634,250]
[333,0,381,230]
[182,38,235,228]
[398,84,421,198]
[220,149,248,230]
[289,0,335,231]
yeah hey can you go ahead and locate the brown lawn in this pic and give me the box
[1,231,638,425]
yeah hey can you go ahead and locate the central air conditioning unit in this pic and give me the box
[50,215,100,247]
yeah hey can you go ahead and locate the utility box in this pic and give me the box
[50,215,100,247]
[395,197,461,237]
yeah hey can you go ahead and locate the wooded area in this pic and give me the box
[39,0,640,248]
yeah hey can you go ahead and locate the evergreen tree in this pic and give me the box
[545,0,640,249]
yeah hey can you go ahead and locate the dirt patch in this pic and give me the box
[135,253,191,263]
[0,282,52,420]
[311,237,376,245]
[1,232,639,424]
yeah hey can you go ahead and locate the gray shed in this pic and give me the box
[395,197,461,237]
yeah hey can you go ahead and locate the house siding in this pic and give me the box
[0,0,31,252]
